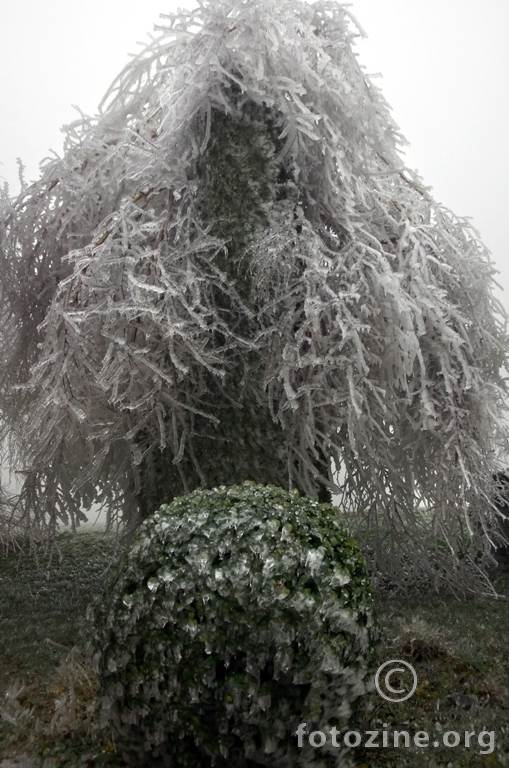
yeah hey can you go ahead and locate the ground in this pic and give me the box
[0,530,508,767]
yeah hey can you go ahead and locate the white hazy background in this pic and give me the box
[1,0,508,525]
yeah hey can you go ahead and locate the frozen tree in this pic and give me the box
[1,0,508,591]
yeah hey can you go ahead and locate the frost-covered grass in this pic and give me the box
[0,531,508,767]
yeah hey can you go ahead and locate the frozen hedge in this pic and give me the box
[90,482,376,767]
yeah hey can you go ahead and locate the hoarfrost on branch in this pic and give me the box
[1,0,508,592]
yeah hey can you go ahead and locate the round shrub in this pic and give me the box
[91,482,376,767]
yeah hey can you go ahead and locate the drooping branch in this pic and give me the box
[1,0,508,593]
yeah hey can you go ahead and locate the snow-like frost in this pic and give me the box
[0,0,508,591]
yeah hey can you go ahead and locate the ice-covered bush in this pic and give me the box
[91,482,375,767]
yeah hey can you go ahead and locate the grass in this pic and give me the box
[354,571,509,767]
[0,531,508,767]
[0,531,126,766]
